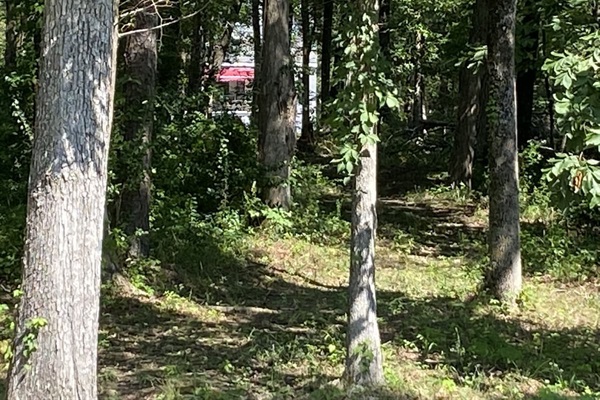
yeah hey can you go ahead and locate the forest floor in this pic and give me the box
[1,176,599,399]
[93,185,600,400]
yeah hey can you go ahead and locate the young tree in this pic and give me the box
[450,0,488,188]
[486,0,522,302]
[342,0,384,386]
[5,0,117,398]
[118,3,158,260]
[258,0,296,209]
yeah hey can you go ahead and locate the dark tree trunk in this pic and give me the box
[344,0,383,387]
[450,0,489,188]
[298,0,314,150]
[6,0,117,397]
[258,0,297,209]
[157,1,182,89]
[252,0,262,122]
[486,0,522,303]
[3,0,17,71]
[320,0,333,105]
[119,5,158,260]
[516,2,539,149]
[187,12,204,95]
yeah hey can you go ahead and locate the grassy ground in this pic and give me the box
[0,168,598,399]
[92,188,600,399]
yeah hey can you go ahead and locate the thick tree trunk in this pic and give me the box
[120,5,157,260]
[298,0,314,150]
[320,0,333,105]
[450,0,488,188]
[6,0,117,398]
[258,0,297,209]
[486,0,522,303]
[252,0,262,122]
[344,0,383,387]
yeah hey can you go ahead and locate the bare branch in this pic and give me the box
[117,5,209,39]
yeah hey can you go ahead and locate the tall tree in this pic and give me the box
[516,0,540,149]
[450,0,489,188]
[118,3,158,260]
[298,0,314,150]
[344,0,384,386]
[258,0,296,209]
[6,0,117,397]
[486,0,522,302]
[3,0,17,71]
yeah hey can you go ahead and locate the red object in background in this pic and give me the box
[217,67,254,82]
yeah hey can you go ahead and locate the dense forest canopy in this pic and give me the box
[0,0,599,398]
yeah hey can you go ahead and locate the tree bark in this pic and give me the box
[157,0,182,89]
[320,0,333,105]
[298,0,314,150]
[515,6,539,149]
[486,0,522,303]
[209,0,242,79]
[344,0,383,387]
[450,0,489,188]
[3,0,17,71]
[119,4,157,260]
[258,0,297,209]
[187,12,205,95]
[6,0,117,398]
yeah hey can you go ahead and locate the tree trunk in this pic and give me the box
[3,0,17,71]
[298,0,314,150]
[412,31,426,135]
[258,0,296,209]
[119,5,157,260]
[486,0,522,303]
[157,1,182,89]
[320,0,333,105]
[187,12,204,95]
[450,0,488,188]
[344,0,383,387]
[6,0,117,398]
[252,0,262,122]
[209,0,242,78]
[516,2,539,149]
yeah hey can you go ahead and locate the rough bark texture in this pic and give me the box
[450,0,489,188]
[345,0,383,387]
[320,0,333,105]
[486,0,522,302]
[298,0,314,150]
[6,0,117,398]
[258,0,296,209]
[120,5,157,260]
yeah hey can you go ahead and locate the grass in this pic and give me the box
[94,186,599,399]
[1,183,599,399]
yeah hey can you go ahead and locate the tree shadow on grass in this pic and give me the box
[99,252,600,399]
